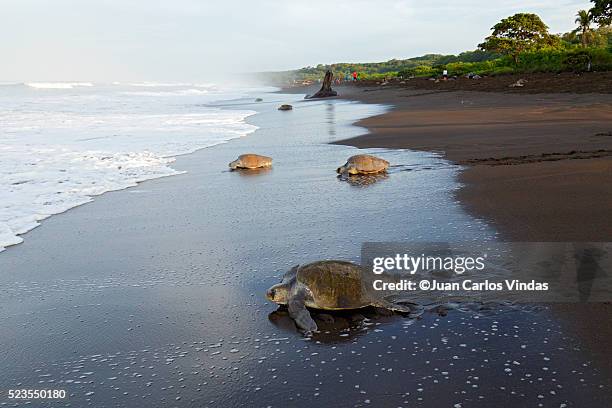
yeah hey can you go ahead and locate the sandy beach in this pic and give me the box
[3,0,612,406]
[0,92,500,407]
[325,79,612,383]
[2,87,611,407]
[314,79,612,241]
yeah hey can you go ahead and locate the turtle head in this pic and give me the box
[336,164,347,174]
[266,282,290,305]
[228,159,241,170]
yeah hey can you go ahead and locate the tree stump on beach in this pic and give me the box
[306,70,338,99]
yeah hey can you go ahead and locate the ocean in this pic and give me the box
[0,81,263,251]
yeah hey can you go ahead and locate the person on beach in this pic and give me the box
[442,69,448,80]
[352,71,358,81]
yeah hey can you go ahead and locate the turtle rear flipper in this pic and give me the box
[375,299,422,318]
[288,288,317,335]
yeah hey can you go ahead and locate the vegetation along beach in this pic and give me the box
[1,1,611,407]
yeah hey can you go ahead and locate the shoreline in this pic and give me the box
[310,82,612,376]
[0,84,260,253]
[0,92,508,407]
[289,81,612,241]
[2,87,612,407]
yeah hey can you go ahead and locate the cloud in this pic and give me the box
[0,0,593,81]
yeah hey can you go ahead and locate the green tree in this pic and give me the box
[575,10,594,47]
[590,0,611,26]
[478,13,558,64]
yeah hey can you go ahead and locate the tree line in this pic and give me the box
[262,0,611,83]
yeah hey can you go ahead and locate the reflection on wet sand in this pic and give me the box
[325,102,336,139]
[337,172,389,187]
[267,302,528,344]
[268,306,406,344]
[231,167,273,177]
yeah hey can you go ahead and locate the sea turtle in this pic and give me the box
[278,104,293,111]
[229,154,272,170]
[266,260,412,334]
[337,154,389,175]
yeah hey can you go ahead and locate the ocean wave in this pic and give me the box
[121,88,210,97]
[0,85,258,252]
[128,82,202,88]
[0,148,182,252]
[26,82,95,89]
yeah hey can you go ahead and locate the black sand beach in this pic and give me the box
[326,81,612,242]
[1,91,611,407]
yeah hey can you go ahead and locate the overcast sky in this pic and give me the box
[2,0,592,82]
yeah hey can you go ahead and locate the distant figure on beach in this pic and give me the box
[345,72,350,82]
[352,71,358,81]
[442,69,448,80]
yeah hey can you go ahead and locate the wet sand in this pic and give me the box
[1,91,611,407]
[323,84,612,241]
[320,82,612,403]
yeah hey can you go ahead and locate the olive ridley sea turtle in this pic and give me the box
[229,154,272,170]
[337,154,389,175]
[266,260,413,334]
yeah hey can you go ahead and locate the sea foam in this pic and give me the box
[25,82,95,89]
[0,83,257,251]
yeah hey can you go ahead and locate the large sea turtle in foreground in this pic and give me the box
[229,154,272,170]
[266,260,412,334]
[337,154,389,175]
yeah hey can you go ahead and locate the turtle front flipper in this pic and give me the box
[288,288,317,335]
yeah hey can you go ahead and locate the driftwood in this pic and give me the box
[306,70,338,99]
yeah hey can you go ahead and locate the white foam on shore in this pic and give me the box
[121,88,210,97]
[0,83,258,251]
[128,82,198,87]
[25,82,95,89]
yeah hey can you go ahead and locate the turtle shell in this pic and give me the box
[235,154,272,169]
[346,154,389,173]
[296,261,370,310]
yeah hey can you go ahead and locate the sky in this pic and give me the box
[2,0,593,82]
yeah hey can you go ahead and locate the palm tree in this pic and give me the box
[575,10,593,47]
